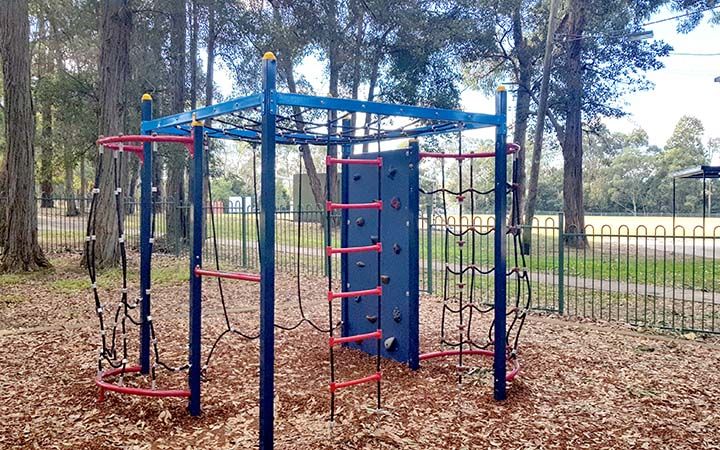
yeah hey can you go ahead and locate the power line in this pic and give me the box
[643,3,720,27]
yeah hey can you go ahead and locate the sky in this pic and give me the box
[214,7,720,151]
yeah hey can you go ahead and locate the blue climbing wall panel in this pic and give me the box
[341,144,420,369]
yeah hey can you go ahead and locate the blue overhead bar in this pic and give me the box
[141,93,263,132]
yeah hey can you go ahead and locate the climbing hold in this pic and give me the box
[392,307,401,323]
[366,315,377,323]
[356,261,366,268]
[370,235,379,244]
[354,296,362,303]
[353,174,362,181]
[390,197,401,210]
[384,337,397,352]
[381,275,390,285]
[392,243,401,254]
[355,217,365,227]
[387,167,397,179]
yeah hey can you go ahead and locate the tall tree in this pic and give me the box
[0,0,50,271]
[165,0,188,250]
[37,16,55,209]
[558,0,586,243]
[86,0,131,268]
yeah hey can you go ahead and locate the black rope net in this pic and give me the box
[420,132,531,380]
[87,142,187,391]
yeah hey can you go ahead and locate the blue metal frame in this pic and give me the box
[139,54,511,448]
[258,54,277,450]
[141,94,263,132]
[188,121,204,416]
[139,96,153,375]
[492,87,508,401]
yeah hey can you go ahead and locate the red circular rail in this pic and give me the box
[96,134,195,159]
[97,134,194,145]
[419,143,521,160]
[96,365,190,400]
[419,349,520,381]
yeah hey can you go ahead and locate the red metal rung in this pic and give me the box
[330,372,382,393]
[326,242,382,256]
[326,155,382,167]
[194,266,260,283]
[329,329,382,347]
[326,200,383,211]
[328,286,382,302]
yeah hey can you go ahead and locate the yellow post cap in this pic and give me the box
[263,51,276,60]
[190,114,203,127]
[141,93,153,101]
[496,85,506,92]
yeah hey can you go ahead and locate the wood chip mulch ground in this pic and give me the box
[0,255,719,449]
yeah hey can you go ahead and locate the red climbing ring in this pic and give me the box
[419,350,520,381]
[95,365,190,402]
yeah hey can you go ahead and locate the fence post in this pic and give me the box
[557,212,565,315]
[426,203,433,294]
[241,196,248,268]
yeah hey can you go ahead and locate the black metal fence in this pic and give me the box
[33,197,720,335]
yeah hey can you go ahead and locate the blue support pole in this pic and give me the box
[139,94,153,375]
[493,86,508,401]
[259,52,277,450]
[188,118,204,416]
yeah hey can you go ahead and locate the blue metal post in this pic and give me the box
[139,94,153,375]
[493,86,508,401]
[188,118,204,416]
[259,52,277,450]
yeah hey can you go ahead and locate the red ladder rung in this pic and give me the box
[326,200,383,211]
[194,266,261,283]
[329,330,382,347]
[326,242,382,256]
[327,286,382,302]
[330,372,382,393]
[326,155,382,167]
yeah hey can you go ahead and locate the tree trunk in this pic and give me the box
[85,0,131,268]
[39,101,54,208]
[281,59,325,210]
[165,0,188,251]
[361,49,382,153]
[125,155,139,214]
[523,0,560,255]
[189,0,198,110]
[560,0,586,247]
[64,151,79,216]
[80,149,87,213]
[511,6,530,227]
[205,0,215,107]
[38,18,54,208]
[0,0,51,271]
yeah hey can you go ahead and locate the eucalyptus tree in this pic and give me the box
[0,0,51,271]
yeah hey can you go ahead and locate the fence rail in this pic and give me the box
[29,197,720,335]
